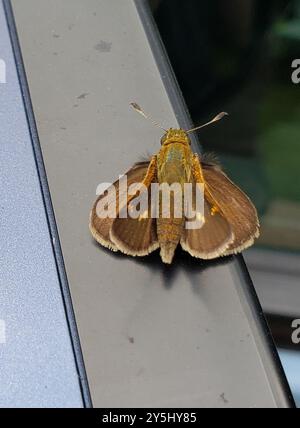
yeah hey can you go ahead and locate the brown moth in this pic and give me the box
[90,104,259,264]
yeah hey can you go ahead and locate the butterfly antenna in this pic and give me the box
[186,112,229,134]
[131,102,167,132]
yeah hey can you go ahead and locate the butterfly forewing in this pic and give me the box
[110,177,159,256]
[89,162,151,252]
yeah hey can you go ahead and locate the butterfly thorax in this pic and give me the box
[157,139,193,184]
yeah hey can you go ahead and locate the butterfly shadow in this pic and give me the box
[92,238,234,296]
[120,244,235,294]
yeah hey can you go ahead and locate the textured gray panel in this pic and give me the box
[0,1,83,408]
[11,0,292,407]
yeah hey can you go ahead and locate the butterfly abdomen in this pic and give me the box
[157,216,184,264]
[156,143,192,263]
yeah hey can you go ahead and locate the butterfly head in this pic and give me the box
[160,129,191,146]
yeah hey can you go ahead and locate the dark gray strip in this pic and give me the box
[3,0,92,408]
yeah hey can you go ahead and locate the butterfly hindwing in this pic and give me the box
[110,214,159,257]
[202,161,260,255]
[181,179,234,259]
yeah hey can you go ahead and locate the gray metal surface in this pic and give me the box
[0,1,83,408]
[10,0,292,407]
[245,248,300,317]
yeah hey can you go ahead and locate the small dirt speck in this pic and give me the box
[94,40,112,53]
[220,393,229,404]
[53,33,60,38]
[128,336,135,344]
[77,93,89,100]
[136,368,144,377]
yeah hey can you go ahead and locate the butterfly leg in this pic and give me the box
[192,154,222,216]
[140,156,157,187]
[127,155,157,204]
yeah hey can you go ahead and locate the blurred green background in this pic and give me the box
[150,0,300,253]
